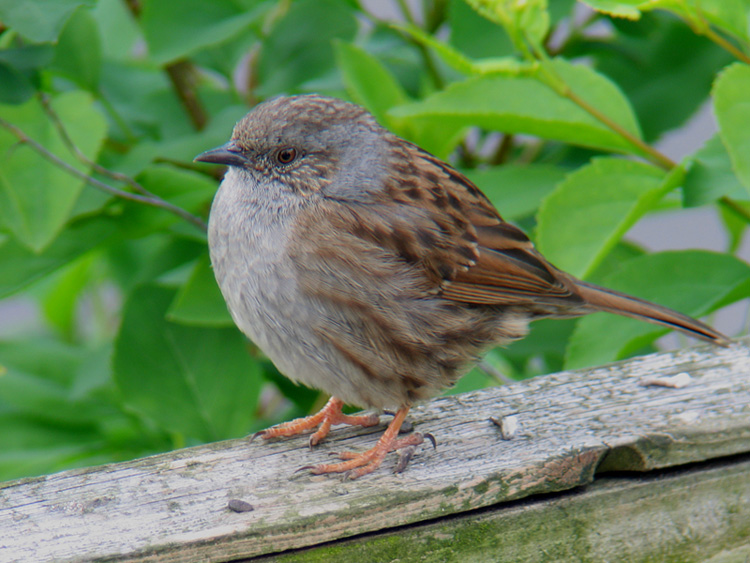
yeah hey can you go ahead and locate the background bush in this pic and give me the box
[1,0,749,482]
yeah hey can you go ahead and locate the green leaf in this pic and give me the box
[548,0,578,23]
[0,414,104,481]
[405,118,467,160]
[90,0,141,62]
[448,0,514,59]
[565,250,750,369]
[465,163,567,221]
[96,60,171,141]
[41,254,93,339]
[256,0,357,96]
[579,0,643,19]
[502,317,578,376]
[444,366,493,396]
[393,23,527,76]
[682,134,747,206]
[713,63,750,193]
[587,240,647,282]
[0,91,107,252]
[0,338,162,482]
[390,59,643,155]
[141,0,266,65]
[167,254,233,327]
[0,44,55,70]
[718,200,750,253]
[0,0,94,42]
[463,0,550,49]
[333,39,467,159]
[0,338,114,425]
[115,165,213,238]
[0,45,53,104]
[334,41,408,131]
[0,62,35,105]
[652,0,749,43]
[106,235,206,294]
[0,337,80,388]
[113,285,262,441]
[0,214,117,298]
[115,104,247,179]
[536,158,669,278]
[590,12,731,142]
[51,6,101,90]
[696,0,748,42]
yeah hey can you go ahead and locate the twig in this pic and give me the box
[166,60,208,131]
[682,11,750,65]
[478,360,515,385]
[123,0,141,17]
[563,86,676,170]
[719,196,750,224]
[0,115,208,232]
[702,25,750,64]
[39,94,154,198]
[490,133,514,166]
[121,0,208,132]
[528,40,676,171]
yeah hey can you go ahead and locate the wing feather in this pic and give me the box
[377,141,585,309]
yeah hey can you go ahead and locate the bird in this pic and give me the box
[195,94,729,479]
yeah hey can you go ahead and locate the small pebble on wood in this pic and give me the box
[227,499,254,513]
[490,414,520,440]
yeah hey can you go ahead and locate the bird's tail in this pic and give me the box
[575,280,730,346]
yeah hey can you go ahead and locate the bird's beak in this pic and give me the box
[194,142,247,167]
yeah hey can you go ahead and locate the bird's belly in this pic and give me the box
[212,241,394,408]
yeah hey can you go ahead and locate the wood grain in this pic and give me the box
[259,456,750,563]
[1,339,749,562]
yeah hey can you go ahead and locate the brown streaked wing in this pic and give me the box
[396,141,584,307]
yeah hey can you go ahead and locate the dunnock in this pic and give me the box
[196,95,728,479]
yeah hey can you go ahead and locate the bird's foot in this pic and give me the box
[300,406,435,479]
[251,396,380,448]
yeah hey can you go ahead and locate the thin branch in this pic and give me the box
[682,12,750,65]
[719,196,750,224]
[166,60,208,131]
[0,116,208,233]
[701,26,750,65]
[478,359,515,385]
[423,0,448,34]
[39,94,154,198]
[40,93,208,230]
[394,0,415,25]
[563,86,677,170]
[490,133,514,166]
[528,41,676,171]
[121,0,208,132]
[123,0,141,18]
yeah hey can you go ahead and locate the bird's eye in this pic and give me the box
[276,147,297,165]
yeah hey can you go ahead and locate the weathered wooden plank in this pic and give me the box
[259,456,750,563]
[1,339,749,562]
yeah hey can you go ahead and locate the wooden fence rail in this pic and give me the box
[1,338,749,562]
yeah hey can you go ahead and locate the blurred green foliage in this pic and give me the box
[0,0,749,482]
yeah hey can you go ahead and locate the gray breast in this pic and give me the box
[207,168,361,401]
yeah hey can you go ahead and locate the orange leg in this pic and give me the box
[253,397,380,448]
[304,406,428,479]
